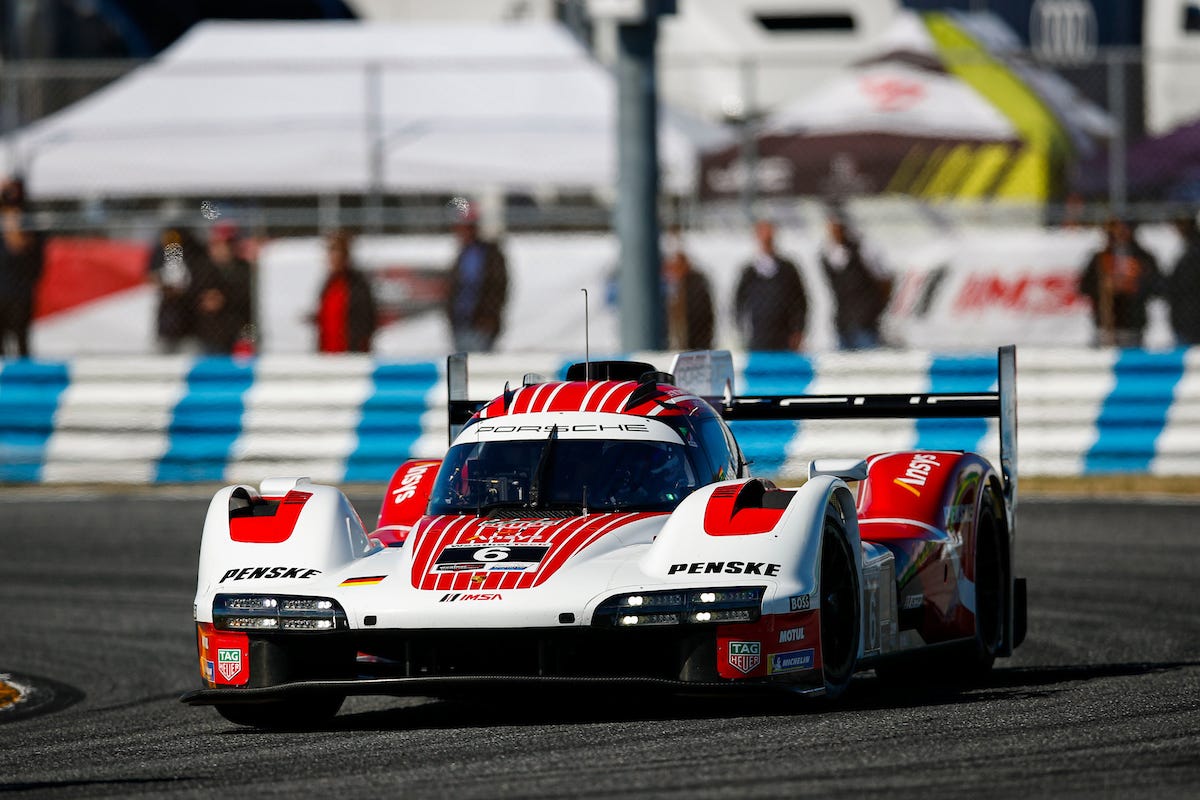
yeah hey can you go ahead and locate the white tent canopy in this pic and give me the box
[765,11,1015,141]
[5,21,720,199]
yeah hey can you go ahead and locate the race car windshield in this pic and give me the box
[428,437,702,515]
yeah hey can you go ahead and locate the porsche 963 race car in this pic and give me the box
[183,347,1026,727]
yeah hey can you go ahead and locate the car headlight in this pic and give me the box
[592,586,764,627]
[213,594,348,632]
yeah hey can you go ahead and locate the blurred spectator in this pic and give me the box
[817,208,893,350]
[192,222,253,355]
[1079,217,1164,348]
[0,176,45,358]
[1168,213,1200,346]
[148,226,204,354]
[734,220,808,351]
[445,205,508,352]
[313,230,377,353]
[663,227,714,350]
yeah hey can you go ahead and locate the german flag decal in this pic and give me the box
[340,575,387,587]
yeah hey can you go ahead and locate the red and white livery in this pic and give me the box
[184,348,1026,728]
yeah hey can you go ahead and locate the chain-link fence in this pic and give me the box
[2,46,1200,230]
[2,42,1200,357]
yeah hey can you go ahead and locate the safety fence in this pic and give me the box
[0,347,1196,485]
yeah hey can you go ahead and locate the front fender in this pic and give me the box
[641,476,861,616]
[195,480,378,615]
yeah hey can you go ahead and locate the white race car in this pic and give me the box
[183,348,1025,728]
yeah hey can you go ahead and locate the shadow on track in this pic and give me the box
[0,671,86,725]
[209,659,1198,733]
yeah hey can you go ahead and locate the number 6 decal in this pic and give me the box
[473,546,510,562]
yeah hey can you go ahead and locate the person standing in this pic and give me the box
[192,222,253,355]
[817,209,893,350]
[1079,217,1163,348]
[1167,213,1200,346]
[734,220,808,351]
[0,176,45,359]
[149,226,204,354]
[314,230,377,353]
[445,206,508,353]
[663,227,715,351]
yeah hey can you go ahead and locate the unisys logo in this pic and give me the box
[892,453,941,497]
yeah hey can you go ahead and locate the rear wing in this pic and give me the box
[671,346,1018,517]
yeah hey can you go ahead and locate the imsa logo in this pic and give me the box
[727,641,761,674]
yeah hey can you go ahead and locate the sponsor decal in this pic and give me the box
[466,520,558,544]
[727,641,761,674]
[788,594,812,612]
[438,592,502,602]
[340,575,387,587]
[892,453,941,497]
[768,648,814,674]
[476,423,649,434]
[217,648,242,681]
[470,574,486,586]
[219,566,321,583]
[434,545,549,571]
[955,272,1087,315]
[668,561,781,577]
[902,594,923,610]
[778,627,806,644]
[432,563,485,573]
[391,462,436,504]
[205,660,215,683]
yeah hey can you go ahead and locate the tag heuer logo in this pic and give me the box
[727,641,761,674]
[217,648,242,681]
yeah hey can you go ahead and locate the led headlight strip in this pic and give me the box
[592,586,764,628]
[213,594,348,632]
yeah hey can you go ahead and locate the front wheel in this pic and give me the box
[819,507,860,699]
[215,694,345,730]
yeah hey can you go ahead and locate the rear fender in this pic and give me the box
[195,479,377,606]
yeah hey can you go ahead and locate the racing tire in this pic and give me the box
[819,507,859,699]
[214,694,345,730]
[962,486,1007,677]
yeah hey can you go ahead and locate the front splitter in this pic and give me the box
[181,674,824,705]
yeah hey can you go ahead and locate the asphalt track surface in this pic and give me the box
[1,489,1198,799]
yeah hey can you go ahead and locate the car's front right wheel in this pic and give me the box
[819,506,859,699]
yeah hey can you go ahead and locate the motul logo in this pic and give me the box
[893,453,940,497]
[778,627,806,643]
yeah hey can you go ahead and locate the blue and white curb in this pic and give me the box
[1,348,1197,484]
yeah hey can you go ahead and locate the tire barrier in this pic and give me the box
[1,348,1196,483]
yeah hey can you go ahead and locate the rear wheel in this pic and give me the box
[964,487,1007,676]
[819,507,859,699]
[214,694,345,730]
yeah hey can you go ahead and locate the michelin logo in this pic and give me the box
[768,648,814,674]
